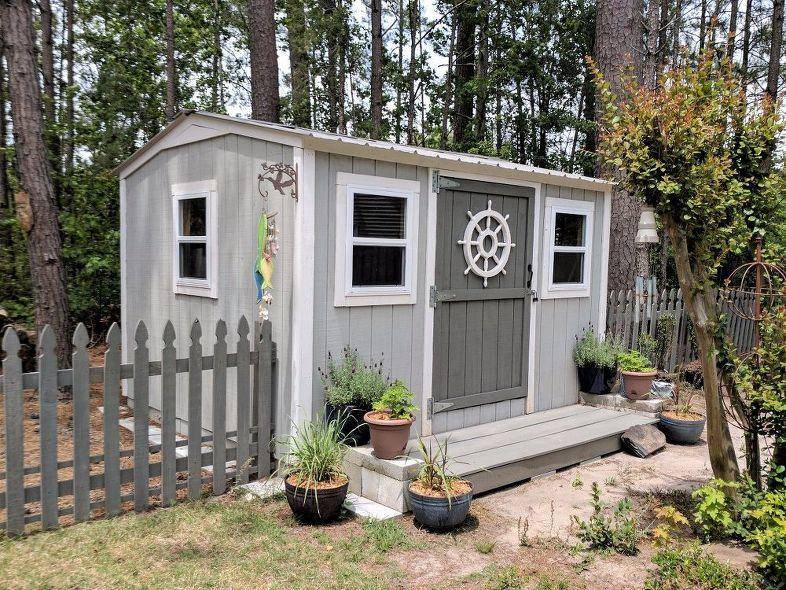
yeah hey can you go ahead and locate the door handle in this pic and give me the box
[527,263,534,288]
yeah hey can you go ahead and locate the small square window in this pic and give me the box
[179,198,207,236]
[554,213,585,247]
[542,198,594,299]
[552,251,584,283]
[334,173,420,307]
[179,243,207,279]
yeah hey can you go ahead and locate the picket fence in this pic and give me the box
[605,288,757,371]
[0,317,276,536]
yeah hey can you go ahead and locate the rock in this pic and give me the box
[621,424,666,458]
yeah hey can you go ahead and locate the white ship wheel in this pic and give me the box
[457,200,516,287]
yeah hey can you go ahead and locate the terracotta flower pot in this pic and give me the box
[621,370,657,400]
[363,411,415,459]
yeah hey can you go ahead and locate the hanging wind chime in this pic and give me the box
[255,162,298,321]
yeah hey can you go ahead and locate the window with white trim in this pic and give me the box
[172,180,218,298]
[542,197,594,299]
[334,173,420,307]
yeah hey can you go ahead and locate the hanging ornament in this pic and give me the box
[255,163,286,321]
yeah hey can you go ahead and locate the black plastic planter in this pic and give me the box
[659,414,706,444]
[577,365,617,395]
[284,477,349,523]
[325,403,370,446]
[407,486,473,530]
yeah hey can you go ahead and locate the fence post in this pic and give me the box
[38,326,59,530]
[103,323,122,517]
[133,321,150,513]
[236,316,250,484]
[187,320,203,500]
[72,324,91,523]
[212,320,228,495]
[161,321,177,506]
[256,320,273,479]
[2,328,25,535]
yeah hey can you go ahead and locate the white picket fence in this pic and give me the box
[0,317,276,536]
[606,288,756,371]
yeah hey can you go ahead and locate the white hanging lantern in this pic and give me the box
[635,206,659,244]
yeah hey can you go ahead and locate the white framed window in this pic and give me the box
[334,172,420,307]
[541,197,594,299]
[172,180,218,298]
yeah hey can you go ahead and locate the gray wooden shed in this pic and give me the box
[116,111,619,447]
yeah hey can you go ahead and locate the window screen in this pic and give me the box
[554,213,585,246]
[176,196,209,281]
[350,193,407,288]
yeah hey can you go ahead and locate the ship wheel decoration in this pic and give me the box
[457,200,516,287]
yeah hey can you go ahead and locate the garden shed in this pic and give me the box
[117,111,653,494]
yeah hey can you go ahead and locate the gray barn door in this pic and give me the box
[431,177,535,416]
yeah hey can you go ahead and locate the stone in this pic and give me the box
[621,424,666,458]
[343,493,402,520]
[579,392,664,416]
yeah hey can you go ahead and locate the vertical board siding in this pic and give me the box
[311,153,429,436]
[534,185,606,412]
[122,136,294,443]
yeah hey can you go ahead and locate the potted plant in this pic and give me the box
[659,375,706,444]
[363,380,417,459]
[319,347,389,446]
[618,349,657,400]
[573,328,620,394]
[407,437,473,530]
[277,416,350,523]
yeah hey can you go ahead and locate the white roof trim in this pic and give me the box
[116,111,614,192]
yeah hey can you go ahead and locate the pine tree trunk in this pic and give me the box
[285,0,310,127]
[211,0,224,112]
[474,8,488,143]
[727,0,739,59]
[249,0,280,122]
[39,0,61,199]
[595,0,645,291]
[664,214,740,482]
[452,0,476,147]
[643,0,660,89]
[741,0,752,83]
[699,0,707,52]
[767,0,784,103]
[406,0,418,144]
[370,0,383,139]
[0,42,9,211]
[2,0,72,370]
[395,0,403,143]
[337,0,348,135]
[63,0,74,189]
[440,15,456,149]
[165,0,177,119]
[319,0,339,131]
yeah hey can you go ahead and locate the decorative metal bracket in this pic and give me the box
[258,162,299,202]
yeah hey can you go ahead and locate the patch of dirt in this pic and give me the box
[409,478,472,497]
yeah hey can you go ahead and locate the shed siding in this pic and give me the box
[311,152,429,434]
[122,135,295,439]
[534,185,606,412]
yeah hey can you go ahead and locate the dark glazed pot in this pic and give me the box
[284,477,349,523]
[407,485,473,530]
[364,412,415,459]
[325,403,370,446]
[622,370,657,400]
[577,365,617,395]
[659,413,706,444]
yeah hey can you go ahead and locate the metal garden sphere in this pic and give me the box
[722,259,786,322]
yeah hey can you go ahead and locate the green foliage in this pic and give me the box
[636,334,658,369]
[745,490,786,585]
[359,519,415,553]
[319,346,389,408]
[573,327,620,370]
[692,479,744,540]
[592,54,783,287]
[276,416,348,490]
[373,380,417,420]
[488,565,523,590]
[655,314,677,370]
[572,482,640,555]
[618,350,656,373]
[645,543,762,590]
[412,437,464,500]
[475,539,496,554]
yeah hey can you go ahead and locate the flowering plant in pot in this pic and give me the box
[277,416,350,523]
[408,437,472,530]
[364,380,417,459]
[618,350,657,400]
[659,374,706,444]
[573,328,621,394]
[319,346,389,446]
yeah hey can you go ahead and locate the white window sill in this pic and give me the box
[539,287,591,300]
[334,290,416,307]
[174,281,218,299]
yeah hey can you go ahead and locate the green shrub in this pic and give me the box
[573,327,620,370]
[618,350,656,373]
[637,334,658,369]
[373,380,417,419]
[276,416,348,491]
[645,543,761,590]
[572,482,641,555]
[655,313,677,370]
[319,346,389,408]
[745,489,786,586]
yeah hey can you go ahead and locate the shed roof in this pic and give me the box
[116,110,613,192]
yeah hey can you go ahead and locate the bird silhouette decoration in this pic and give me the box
[257,162,298,201]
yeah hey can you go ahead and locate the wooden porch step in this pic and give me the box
[415,405,657,495]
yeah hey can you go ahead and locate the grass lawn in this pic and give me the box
[0,495,421,590]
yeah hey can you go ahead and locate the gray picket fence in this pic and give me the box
[606,288,757,371]
[0,317,276,536]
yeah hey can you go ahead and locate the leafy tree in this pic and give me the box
[592,54,783,482]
